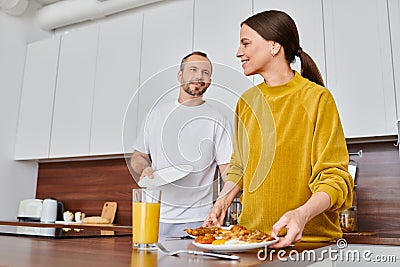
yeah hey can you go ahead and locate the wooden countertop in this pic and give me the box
[343,231,400,246]
[0,221,399,267]
[0,231,399,267]
[0,235,330,267]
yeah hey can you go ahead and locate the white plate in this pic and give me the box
[192,237,279,252]
[138,164,193,187]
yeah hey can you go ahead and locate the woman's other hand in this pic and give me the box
[269,191,330,249]
[269,208,307,248]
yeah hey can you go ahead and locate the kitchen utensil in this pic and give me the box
[157,242,240,260]
[138,164,193,187]
[101,202,117,224]
[164,235,194,240]
[41,198,64,223]
[17,199,43,222]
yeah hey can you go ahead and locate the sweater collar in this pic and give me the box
[258,71,305,97]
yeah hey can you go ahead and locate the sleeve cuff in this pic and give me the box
[313,184,339,210]
[225,174,243,189]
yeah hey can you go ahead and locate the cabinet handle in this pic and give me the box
[349,150,362,157]
[395,120,400,147]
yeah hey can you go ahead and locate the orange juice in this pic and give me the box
[132,202,160,244]
[131,250,158,267]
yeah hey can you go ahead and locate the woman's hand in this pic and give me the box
[202,204,226,227]
[202,181,241,227]
[269,191,331,249]
[269,208,307,248]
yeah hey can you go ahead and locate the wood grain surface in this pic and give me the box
[347,141,400,232]
[37,158,138,225]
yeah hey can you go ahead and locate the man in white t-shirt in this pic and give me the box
[130,51,233,236]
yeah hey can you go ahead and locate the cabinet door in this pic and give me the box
[15,37,60,159]
[194,0,252,73]
[137,0,194,132]
[90,13,143,156]
[253,0,326,84]
[193,0,254,125]
[49,25,99,158]
[323,0,397,138]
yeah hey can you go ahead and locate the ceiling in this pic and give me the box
[2,0,170,30]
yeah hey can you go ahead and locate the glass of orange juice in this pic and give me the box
[132,189,161,250]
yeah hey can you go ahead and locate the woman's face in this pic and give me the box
[236,24,274,76]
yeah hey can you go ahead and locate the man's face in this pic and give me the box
[179,55,212,97]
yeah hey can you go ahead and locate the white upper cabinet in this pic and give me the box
[193,0,252,73]
[140,0,194,84]
[15,1,400,160]
[388,0,400,122]
[323,0,397,138]
[49,25,99,158]
[15,36,60,160]
[137,0,194,132]
[90,13,143,156]
[193,0,254,126]
[253,0,326,85]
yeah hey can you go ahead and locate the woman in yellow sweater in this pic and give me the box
[203,10,353,249]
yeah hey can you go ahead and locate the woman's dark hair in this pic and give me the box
[242,10,324,87]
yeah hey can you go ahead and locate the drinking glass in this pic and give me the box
[132,189,161,250]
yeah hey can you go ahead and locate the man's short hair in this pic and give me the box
[180,51,212,74]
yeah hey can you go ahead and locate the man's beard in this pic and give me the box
[182,80,208,96]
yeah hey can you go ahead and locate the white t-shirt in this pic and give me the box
[134,100,233,223]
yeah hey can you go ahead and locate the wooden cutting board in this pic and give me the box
[100,202,117,224]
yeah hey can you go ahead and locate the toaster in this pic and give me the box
[17,199,43,222]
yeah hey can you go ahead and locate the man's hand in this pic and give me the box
[130,151,151,181]
[139,166,154,180]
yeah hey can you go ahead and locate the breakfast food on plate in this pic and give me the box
[194,235,216,244]
[185,225,274,245]
[185,226,222,236]
[83,216,111,224]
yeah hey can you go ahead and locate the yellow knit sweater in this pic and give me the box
[226,72,353,242]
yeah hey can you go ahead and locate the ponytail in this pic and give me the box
[297,49,325,87]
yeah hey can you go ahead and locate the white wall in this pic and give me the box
[0,1,51,220]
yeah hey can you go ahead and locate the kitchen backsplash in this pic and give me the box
[36,141,400,231]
